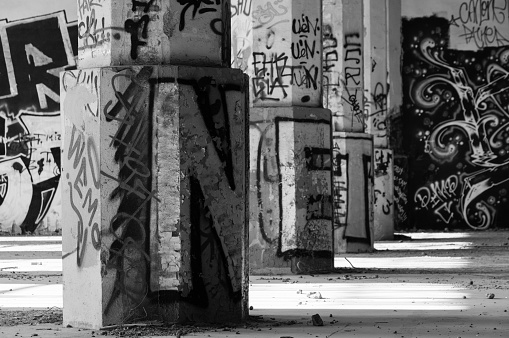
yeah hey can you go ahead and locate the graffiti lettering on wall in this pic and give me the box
[250,1,321,105]
[449,0,509,49]
[393,161,409,228]
[374,149,393,217]
[403,17,509,230]
[0,12,76,234]
[78,0,114,51]
[99,67,158,316]
[149,72,246,318]
[178,0,224,35]
[322,18,342,127]
[341,32,365,129]
[249,116,332,267]
[364,82,389,144]
[65,125,100,266]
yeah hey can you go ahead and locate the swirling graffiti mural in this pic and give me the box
[403,17,509,230]
[0,11,77,234]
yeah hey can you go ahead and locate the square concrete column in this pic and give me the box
[249,107,333,273]
[61,66,249,328]
[78,0,230,68]
[232,0,333,273]
[333,132,374,253]
[363,0,394,240]
[363,0,388,148]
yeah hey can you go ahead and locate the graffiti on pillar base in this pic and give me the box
[147,74,246,319]
[0,12,77,234]
[393,162,409,227]
[374,149,393,216]
[100,67,160,318]
[332,152,348,229]
[403,17,509,230]
[249,117,332,267]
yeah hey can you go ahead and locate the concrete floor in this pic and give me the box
[0,231,508,337]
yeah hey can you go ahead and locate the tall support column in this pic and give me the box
[232,0,333,273]
[364,0,394,241]
[62,0,248,329]
[323,0,374,253]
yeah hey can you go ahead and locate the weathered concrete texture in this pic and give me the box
[374,148,394,241]
[322,0,343,128]
[363,0,389,148]
[250,0,323,107]
[333,132,374,254]
[61,65,249,329]
[330,0,365,132]
[77,0,230,68]
[249,107,333,273]
[151,66,249,324]
[231,0,253,74]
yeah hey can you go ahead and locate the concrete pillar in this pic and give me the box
[332,132,374,253]
[231,0,333,273]
[363,0,394,240]
[323,0,375,253]
[62,0,248,329]
[77,0,230,68]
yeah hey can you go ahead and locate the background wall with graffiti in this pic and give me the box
[401,0,509,230]
[0,7,77,234]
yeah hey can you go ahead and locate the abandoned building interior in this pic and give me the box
[0,0,508,337]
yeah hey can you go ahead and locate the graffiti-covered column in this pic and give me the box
[233,0,333,273]
[323,0,374,253]
[61,0,249,329]
[364,0,394,241]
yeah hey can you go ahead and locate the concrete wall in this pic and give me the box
[61,65,249,328]
[0,8,77,235]
[401,0,509,230]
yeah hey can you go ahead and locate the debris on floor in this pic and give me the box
[311,314,324,326]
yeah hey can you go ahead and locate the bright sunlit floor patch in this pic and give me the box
[0,259,62,272]
[0,244,62,252]
[249,283,469,311]
[334,256,471,270]
[374,241,474,251]
[0,284,62,309]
